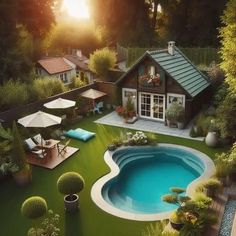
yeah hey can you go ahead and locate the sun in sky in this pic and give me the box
[61,0,90,19]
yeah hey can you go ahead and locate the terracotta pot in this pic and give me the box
[64,194,79,212]
[170,220,184,231]
[205,132,218,147]
[13,170,32,186]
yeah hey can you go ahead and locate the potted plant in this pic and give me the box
[205,119,219,147]
[11,121,32,186]
[169,211,184,231]
[165,102,179,127]
[116,96,137,123]
[21,196,49,235]
[57,172,85,212]
[176,104,185,129]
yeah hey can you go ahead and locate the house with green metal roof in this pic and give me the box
[116,41,211,124]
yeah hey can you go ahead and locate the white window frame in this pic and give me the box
[139,92,165,121]
[59,73,68,83]
[167,93,185,108]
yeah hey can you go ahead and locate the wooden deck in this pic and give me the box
[27,144,79,169]
[203,183,236,236]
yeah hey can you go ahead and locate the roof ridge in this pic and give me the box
[148,49,167,55]
[38,57,63,62]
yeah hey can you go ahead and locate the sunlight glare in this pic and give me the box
[62,0,90,19]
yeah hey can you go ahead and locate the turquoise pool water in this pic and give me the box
[102,146,205,214]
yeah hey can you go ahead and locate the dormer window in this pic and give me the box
[149,66,155,76]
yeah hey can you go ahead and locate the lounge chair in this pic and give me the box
[25,138,47,159]
[93,101,104,114]
[57,139,71,157]
[33,134,46,146]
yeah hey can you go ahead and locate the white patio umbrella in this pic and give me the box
[80,88,106,107]
[44,97,76,109]
[18,111,62,128]
[80,89,106,100]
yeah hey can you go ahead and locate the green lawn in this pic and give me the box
[1,113,227,236]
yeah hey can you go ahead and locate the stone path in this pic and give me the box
[95,111,204,141]
[204,184,236,236]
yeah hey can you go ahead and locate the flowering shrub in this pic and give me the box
[115,106,136,118]
[139,74,161,87]
[110,131,157,148]
[126,131,148,145]
[215,142,236,174]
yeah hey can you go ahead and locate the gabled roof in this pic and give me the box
[37,57,73,75]
[64,55,89,71]
[116,47,210,98]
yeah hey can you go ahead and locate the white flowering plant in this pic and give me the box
[109,131,157,149]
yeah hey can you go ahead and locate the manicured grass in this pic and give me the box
[1,113,227,236]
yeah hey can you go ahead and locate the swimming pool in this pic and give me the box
[91,144,215,221]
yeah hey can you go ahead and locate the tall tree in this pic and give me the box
[0,0,55,83]
[219,0,236,94]
[93,0,153,47]
[157,0,227,47]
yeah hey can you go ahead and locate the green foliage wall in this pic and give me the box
[219,0,236,94]
[126,47,220,67]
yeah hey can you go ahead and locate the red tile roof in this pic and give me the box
[64,55,89,71]
[37,57,73,74]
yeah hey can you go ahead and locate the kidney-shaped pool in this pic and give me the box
[91,144,215,221]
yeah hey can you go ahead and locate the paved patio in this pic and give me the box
[95,111,204,141]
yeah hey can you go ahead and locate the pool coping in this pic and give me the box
[91,144,215,221]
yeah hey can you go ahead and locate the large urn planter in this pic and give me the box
[64,194,79,212]
[57,172,85,213]
[205,132,218,147]
[177,122,184,130]
[13,170,32,186]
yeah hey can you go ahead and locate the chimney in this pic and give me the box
[76,49,82,58]
[168,41,175,55]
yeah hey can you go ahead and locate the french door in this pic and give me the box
[139,93,165,121]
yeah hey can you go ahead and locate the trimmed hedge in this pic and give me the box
[21,196,47,219]
[57,172,84,195]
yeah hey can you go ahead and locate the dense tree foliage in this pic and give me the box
[157,0,227,47]
[89,48,117,80]
[47,22,104,56]
[92,0,153,46]
[219,0,236,94]
[0,0,54,83]
[92,0,226,47]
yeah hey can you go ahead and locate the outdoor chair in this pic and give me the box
[57,139,71,157]
[33,134,46,146]
[25,138,47,159]
[93,101,104,114]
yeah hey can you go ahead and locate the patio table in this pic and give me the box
[37,139,60,159]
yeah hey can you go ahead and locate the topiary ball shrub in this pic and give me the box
[21,196,47,219]
[57,172,85,197]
